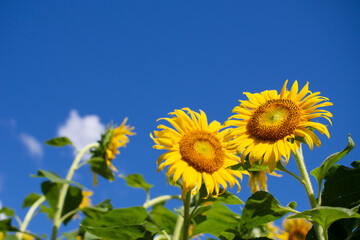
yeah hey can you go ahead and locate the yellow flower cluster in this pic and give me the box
[152,80,332,197]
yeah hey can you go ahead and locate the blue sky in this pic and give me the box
[1,1,360,237]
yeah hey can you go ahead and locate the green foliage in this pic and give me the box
[289,206,360,235]
[61,232,79,240]
[81,199,113,219]
[322,161,360,208]
[0,207,15,217]
[22,193,42,208]
[83,224,152,240]
[40,181,83,225]
[88,157,115,181]
[81,206,153,239]
[311,134,355,192]
[193,203,241,237]
[120,173,153,193]
[148,204,177,234]
[321,161,360,239]
[0,219,18,231]
[240,191,297,229]
[32,170,84,188]
[45,137,73,147]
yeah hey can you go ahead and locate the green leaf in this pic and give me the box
[22,193,42,208]
[82,224,150,240]
[82,199,113,219]
[148,204,177,234]
[39,205,54,220]
[45,136,73,147]
[119,173,153,192]
[61,232,79,240]
[88,157,115,181]
[289,206,360,234]
[322,162,360,208]
[193,203,241,237]
[0,219,18,231]
[41,181,83,224]
[240,191,297,229]
[32,170,84,188]
[0,207,15,217]
[41,181,60,211]
[191,205,213,218]
[321,162,360,239]
[82,206,149,228]
[62,185,83,225]
[311,135,355,190]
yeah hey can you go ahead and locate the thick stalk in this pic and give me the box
[294,145,325,240]
[17,196,46,240]
[182,192,191,240]
[51,142,99,240]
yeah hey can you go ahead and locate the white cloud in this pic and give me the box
[57,110,105,154]
[20,133,44,158]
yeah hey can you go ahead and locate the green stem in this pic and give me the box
[51,142,99,240]
[182,192,191,240]
[277,163,304,185]
[294,145,325,240]
[18,196,46,240]
[143,195,181,209]
[59,208,80,223]
[173,213,184,240]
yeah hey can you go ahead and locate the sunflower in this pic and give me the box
[91,118,135,185]
[277,218,312,240]
[79,190,93,209]
[266,222,281,239]
[248,170,282,194]
[225,80,332,171]
[105,118,135,171]
[151,108,247,199]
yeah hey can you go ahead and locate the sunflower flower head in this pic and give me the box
[277,218,312,240]
[266,222,281,239]
[225,80,332,171]
[151,108,247,199]
[90,118,135,185]
[248,170,282,194]
[79,190,93,209]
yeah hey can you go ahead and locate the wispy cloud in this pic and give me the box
[57,110,105,154]
[20,133,44,158]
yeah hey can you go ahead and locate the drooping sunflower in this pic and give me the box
[151,108,247,199]
[248,170,282,194]
[91,118,135,185]
[225,80,332,171]
[277,218,312,240]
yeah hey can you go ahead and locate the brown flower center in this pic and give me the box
[179,130,225,173]
[247,99,300,141]
[289,230,306,240]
